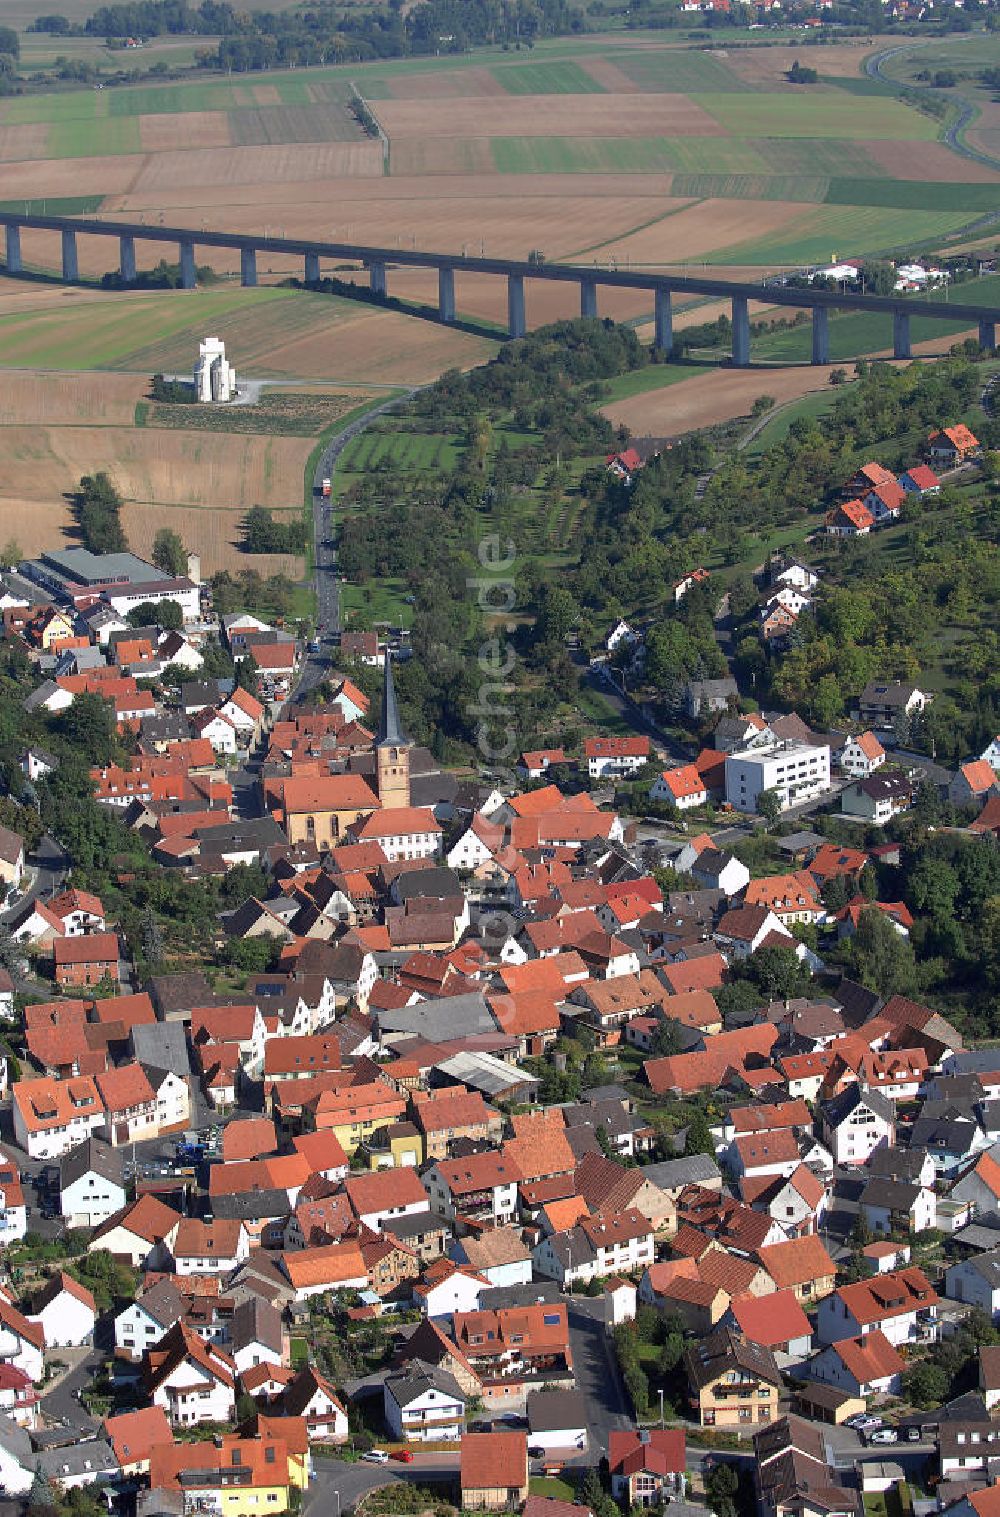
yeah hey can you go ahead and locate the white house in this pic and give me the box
[0,1418,34,1496]
[820,1086,895,1168]
[584,736,650,779]
[945,1249,1000,1321]
[775,561,820,593]
[29,1273,96,1349]
[384,1364,465,1443]
[282,1367,349,1442]
[839,732,886,779]
[147,1068,191,1135]
[447,813,500,872]
[534,1210,654,1288]
[981,736,1000,771]
[860,1179,936,1237]
[147,1324,237,1427]
[649,764,707,811]
[344,1168,430,1233]
[415,1263,487,1320]
[0,1165,26,1246]
[192,709,238,756]
[725,739,831,813]
[424,1153,520,1227]
[805,1329,904,1397]
[12,1076,105,1161]
[950,1151,1000,1221]
[816,1268,938,1348]
[170,1218,250,1277]
[353,808,442,863]
[0,1296,45,1384]
[115,1282,183,1359]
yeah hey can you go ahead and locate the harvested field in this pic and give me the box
[724,43,872,86]
[863,139,1000,182]
[376,95,728,138]
[139,111,232,152]
[0,123,51,162]
[577,59,644,93]
[121,502,303,579]
[227,104,365,146]
[0,153,142,200]
[245,308,497,384]
[0,424,309,512]
[574,197,808,264]
[0,497,74,559]
[380,68,507,99]
[0,370,146,426]
[601,362,853,435]
[131,141,384,192]
[388,139,498,176]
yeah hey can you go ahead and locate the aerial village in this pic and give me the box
[0,458,996,1517]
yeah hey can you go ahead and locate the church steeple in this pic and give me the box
[377,649,409,748]
[375,651,411,810]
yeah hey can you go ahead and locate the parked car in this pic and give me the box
[846,1415,881,1432]
[903,1426,923,1443]
[868,1428,898,1446]
[392,1450,414,1463]
[363,1451,390,1464]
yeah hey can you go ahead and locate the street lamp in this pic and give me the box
[659,1388,664,1429]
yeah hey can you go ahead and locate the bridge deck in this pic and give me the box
[1,212,998,323]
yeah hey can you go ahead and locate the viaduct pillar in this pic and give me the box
[580,277,598,319]
[241,247,258,288]
[654,288,673,355]
[980,317,995,352]
[119,234,136,284]
[892,309,911,360]
[179,240,196,289]
[61,228,79,282]
[5,225,21,275]
[438,266,455,324]
[811,307,830,367]
[507,273,526,339]
[731,294,750,368]
[369,259,387,297]
[304,251,320,284]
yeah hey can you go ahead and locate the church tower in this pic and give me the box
[375,651,411,810]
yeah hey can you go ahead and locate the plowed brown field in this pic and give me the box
[121,502,303,577]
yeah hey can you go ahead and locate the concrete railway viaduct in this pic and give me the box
[2,210,998,366]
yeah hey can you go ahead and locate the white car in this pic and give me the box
[363,1450,390,1464]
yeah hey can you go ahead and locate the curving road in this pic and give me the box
[865,39,1000,173]
[293,389,417,704]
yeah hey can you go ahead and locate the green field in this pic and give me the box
[0,286,355,372]
[47,117,142,158]
[338,429,463,474]
[694,90,939,139]
[492,60,606,94]
[752,305,974,363]
[598,358,721,403]
[669,172,1000,211]
[491,135,772,175]
[709,203,981,265]
[613,48,753,93]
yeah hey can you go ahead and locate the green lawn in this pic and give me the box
[742,385,845,457]
[694,89,939,139]
[340,578,413,629]
[529,1478,578,1502]
[290,1337,309,1368]
[752,303,976,363]
[492,61,606,94]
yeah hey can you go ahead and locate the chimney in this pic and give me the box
[640,1430,651,1445]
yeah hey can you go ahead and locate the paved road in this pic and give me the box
[293,390,417,706]
[39,1346,102,1434]
[866,41,1000,174]
[565,1293,632,1456]
[0,833,69,924]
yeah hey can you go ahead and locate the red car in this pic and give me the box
[392,1450,414,1463]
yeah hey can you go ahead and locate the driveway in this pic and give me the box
[39,1345,102,1434]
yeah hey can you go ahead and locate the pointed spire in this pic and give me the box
[377,650,409,748]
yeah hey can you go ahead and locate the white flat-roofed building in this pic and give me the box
[725,738,830,813]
